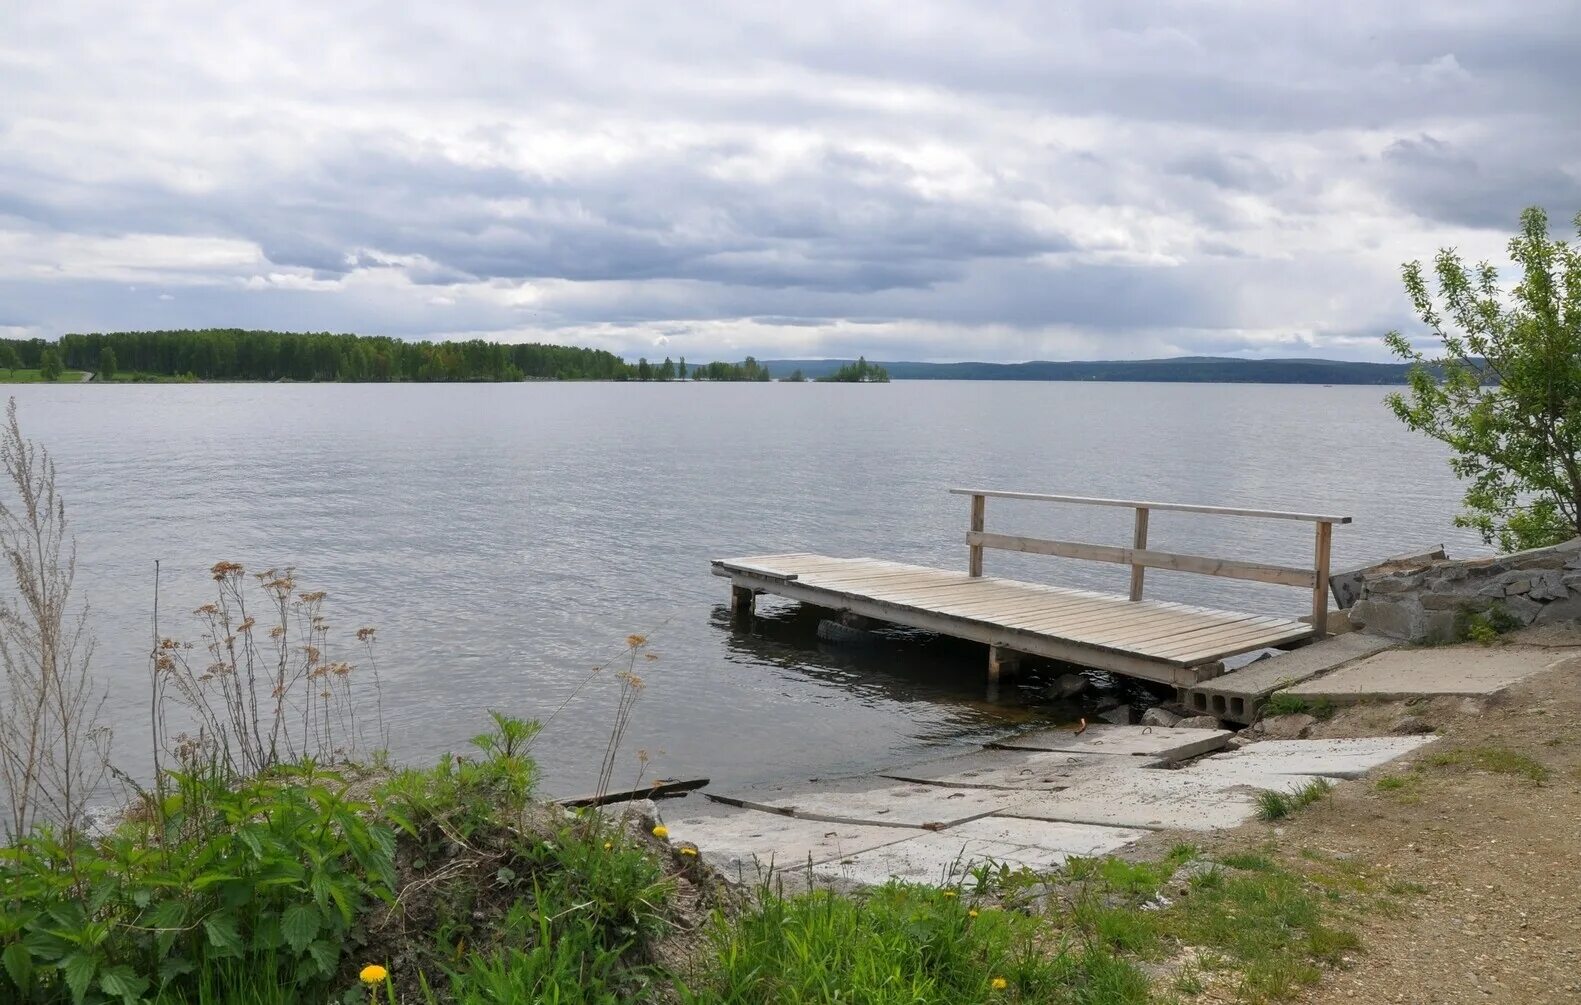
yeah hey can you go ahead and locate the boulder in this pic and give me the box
[1174,714,1222,730]
[1139,706,1182,728]
[1534,594,1581,625]
[1259,713,1317,739]
[1042,673,1089,701]
[1098,704,1136,726]
[1388,715,1435,736]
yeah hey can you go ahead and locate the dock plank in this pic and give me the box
[713,555,1312,680]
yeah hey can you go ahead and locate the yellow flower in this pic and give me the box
[652,825,669,840]
[968,909,979,918]
[941,890,957,897]
[679,846,698,857]
[991,976,1007,990]
[603,841,613,850]
[359,964,388,985]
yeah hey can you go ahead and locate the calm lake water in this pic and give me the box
[9,381,1483,797]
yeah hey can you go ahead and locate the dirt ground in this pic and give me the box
[1193,628,1581,1004]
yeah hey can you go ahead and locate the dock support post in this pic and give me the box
[730,585,755,620]
[1311,520,1332,640]
[1128,506,1149,601]
[987,644,1021,682]
[968,493,986,577]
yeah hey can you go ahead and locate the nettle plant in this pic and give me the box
[2,762,397,1004]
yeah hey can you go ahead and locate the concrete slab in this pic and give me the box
[1179,632,1396,723]
[809,817,1147,886]
[988,723,1232,761]
[995,763,1327,831]
[1285,647,1576,702]
[881,749,1152,790]
[1200,737,1438,780]
[664,807,915,880]
[708,781,1025,829]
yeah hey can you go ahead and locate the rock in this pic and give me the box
[1092,695,1122,712]
[1166,859,1222,896]
[1140,706,1182,728]
[1259,713,1317,740]
[1533,594,1581,625]
[1174,714,1222,730]
[1501,594,1544,624]
[1330,547,1446,609]
[1458,697,1488,716]
[1098,704,1136,725]
[1043,673,1089,701]
[1388,715,1435,736]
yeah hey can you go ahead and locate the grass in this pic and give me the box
[1262,693,1336,720]
[1255,780,1334,821]
[0,369,86,383]
[1373,774,1423,803]
[1422,745,1549,782]
[686,882,1146,1004]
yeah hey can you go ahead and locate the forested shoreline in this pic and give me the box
[3,330,775,382]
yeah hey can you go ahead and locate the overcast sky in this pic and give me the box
[2,2,1577,362]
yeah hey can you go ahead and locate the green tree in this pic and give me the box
[0,345,19,377]
[1385,206,1581,551]
[637,357,653,381]
[786,369,806,382]
[659,356,676,380]
[677,356,686,380]
[39,348,63,382]
[98,347,118,381]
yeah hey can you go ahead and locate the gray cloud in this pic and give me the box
[1,1,1576,360]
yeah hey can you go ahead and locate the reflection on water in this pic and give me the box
[2,381,1482,797]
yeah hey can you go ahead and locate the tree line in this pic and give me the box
[0,330,784,383]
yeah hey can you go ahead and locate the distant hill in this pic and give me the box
[758,356,1419,384]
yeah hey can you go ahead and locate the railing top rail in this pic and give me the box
[947,488,1351,525]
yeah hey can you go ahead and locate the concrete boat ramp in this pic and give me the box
[661,725,1434,887]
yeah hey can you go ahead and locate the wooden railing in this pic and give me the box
[948,489,1351,639]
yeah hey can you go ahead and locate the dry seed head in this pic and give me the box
[625,634,647,648]
[210,561,244,580]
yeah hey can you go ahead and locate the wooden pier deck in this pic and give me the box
[714,490,1351,687]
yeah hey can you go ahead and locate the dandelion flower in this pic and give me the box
[359,964,388,985]
[603,841,613,850]
[652,825,669,840]
[941,890,957,898]
[968,909,979,918]
[679,846,698,857]
[991,977,1007,990]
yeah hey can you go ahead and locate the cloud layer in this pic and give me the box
[3,1,1577,361]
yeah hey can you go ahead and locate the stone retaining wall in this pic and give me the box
[1348,538,1581,643]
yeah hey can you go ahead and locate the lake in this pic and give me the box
[7,381,1483,797]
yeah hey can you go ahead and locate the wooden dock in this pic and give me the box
[713,489,1351,687]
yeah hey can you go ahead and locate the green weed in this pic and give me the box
[1256,780,1334,821]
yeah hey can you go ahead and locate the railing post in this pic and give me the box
[1128,506,1149,601]
[968,493,986,577]
[1311,520,1333,639]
